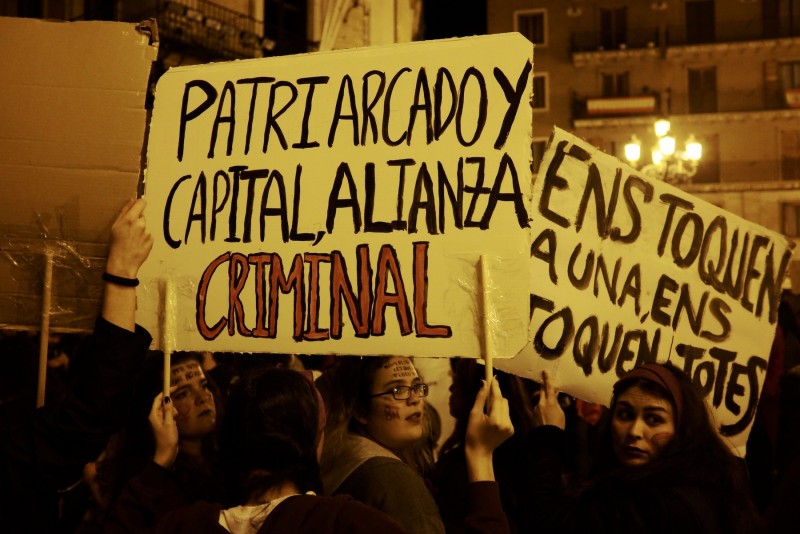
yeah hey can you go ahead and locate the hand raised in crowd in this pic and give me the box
[465,377,515,482]
[532,370,565,430]
[148,388,179,469]
[106,198,153,279]
[102,198,153,331]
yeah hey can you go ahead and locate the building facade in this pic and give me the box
[0,0,422,65]
[488,0,800,284]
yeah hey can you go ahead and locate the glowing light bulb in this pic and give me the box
[652,149,664,165]
[654,119,671,138]
[685,135,702,161]
[625,135,641,162]
[659,135,676,156]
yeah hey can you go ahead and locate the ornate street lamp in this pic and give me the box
[624,119,702,185]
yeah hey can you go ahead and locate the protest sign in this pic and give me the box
[495,127,794,454]
[136,33,535,359]
[0,17,156,332]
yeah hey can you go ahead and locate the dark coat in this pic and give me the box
[526,425,760,534]
[0,318,152,531]
[106,482,508,534]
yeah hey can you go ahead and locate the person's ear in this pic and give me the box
[354,404,370,426]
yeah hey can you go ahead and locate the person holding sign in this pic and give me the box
[434,358,538,534]
[104,366,514,533]
[525,363,762,533]
[319,356,445,533]
[0,199,154,532]
[97,351,222,528]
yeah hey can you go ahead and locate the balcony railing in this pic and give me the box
[571,27,661,53]
[122,0,269,60]
[573,93,661,121]
[572,17,800,54]
[586,95,658,116]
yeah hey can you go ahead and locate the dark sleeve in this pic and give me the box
[151,502,226,534]
[263,495,412,534]
[105,461,188,533]
[768,454,800,532]
[338,458,445,534]
[565,480,719,533]
[463,482,510,534]
[433,448,469,534]
[516,426,731,533]
[336,499,416,534]
[3,318,151,492]
[519,425,569,531]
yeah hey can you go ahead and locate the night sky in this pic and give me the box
[422,0,487,40]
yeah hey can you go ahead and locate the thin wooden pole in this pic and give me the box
[36,250,54,408]
[162,279,176,398]
[479,255,493,385]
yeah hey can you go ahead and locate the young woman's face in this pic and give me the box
[611,385,675,467]
[170,361,216,439]
[358,357,425,452]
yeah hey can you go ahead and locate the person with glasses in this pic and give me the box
[101,365,515,533]
[319,355,444,533]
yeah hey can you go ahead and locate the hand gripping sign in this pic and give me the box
[495,127,795,454]
[136,33,535,361]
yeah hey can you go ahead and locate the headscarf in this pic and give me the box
[615,363,683,428]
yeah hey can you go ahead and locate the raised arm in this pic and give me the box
[532,370,565,430]
[465,378,514,482]
[518,370,569,532]
[1,199,155,531]
[101,198,153,331]
[462,377,514,534]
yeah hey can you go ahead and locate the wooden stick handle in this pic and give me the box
[162,279,176,398]
[36,250,54,408]
[479,255,493,384]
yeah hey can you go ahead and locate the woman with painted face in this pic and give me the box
[525,362,762,533]
[97,351,222,530]
[102,365,514,533]
[318,356,444,533]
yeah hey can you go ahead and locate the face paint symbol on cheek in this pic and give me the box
[384,406,401,421]
[652,431,674,448]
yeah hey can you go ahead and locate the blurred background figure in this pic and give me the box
[434,358,536,534]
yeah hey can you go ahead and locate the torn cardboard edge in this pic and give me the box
[0,17,159,332]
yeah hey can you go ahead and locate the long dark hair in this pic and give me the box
[328,357,394,427]
[219,366,322,505]
[591,362,760,533]
[319,356,393,440]
[319,355,416,474]
[97,351,221,509]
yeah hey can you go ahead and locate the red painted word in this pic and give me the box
[196,241,451,341]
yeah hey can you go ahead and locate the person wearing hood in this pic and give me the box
[525,363,762,533]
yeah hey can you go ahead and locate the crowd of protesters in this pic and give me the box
[2,199,799,533]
